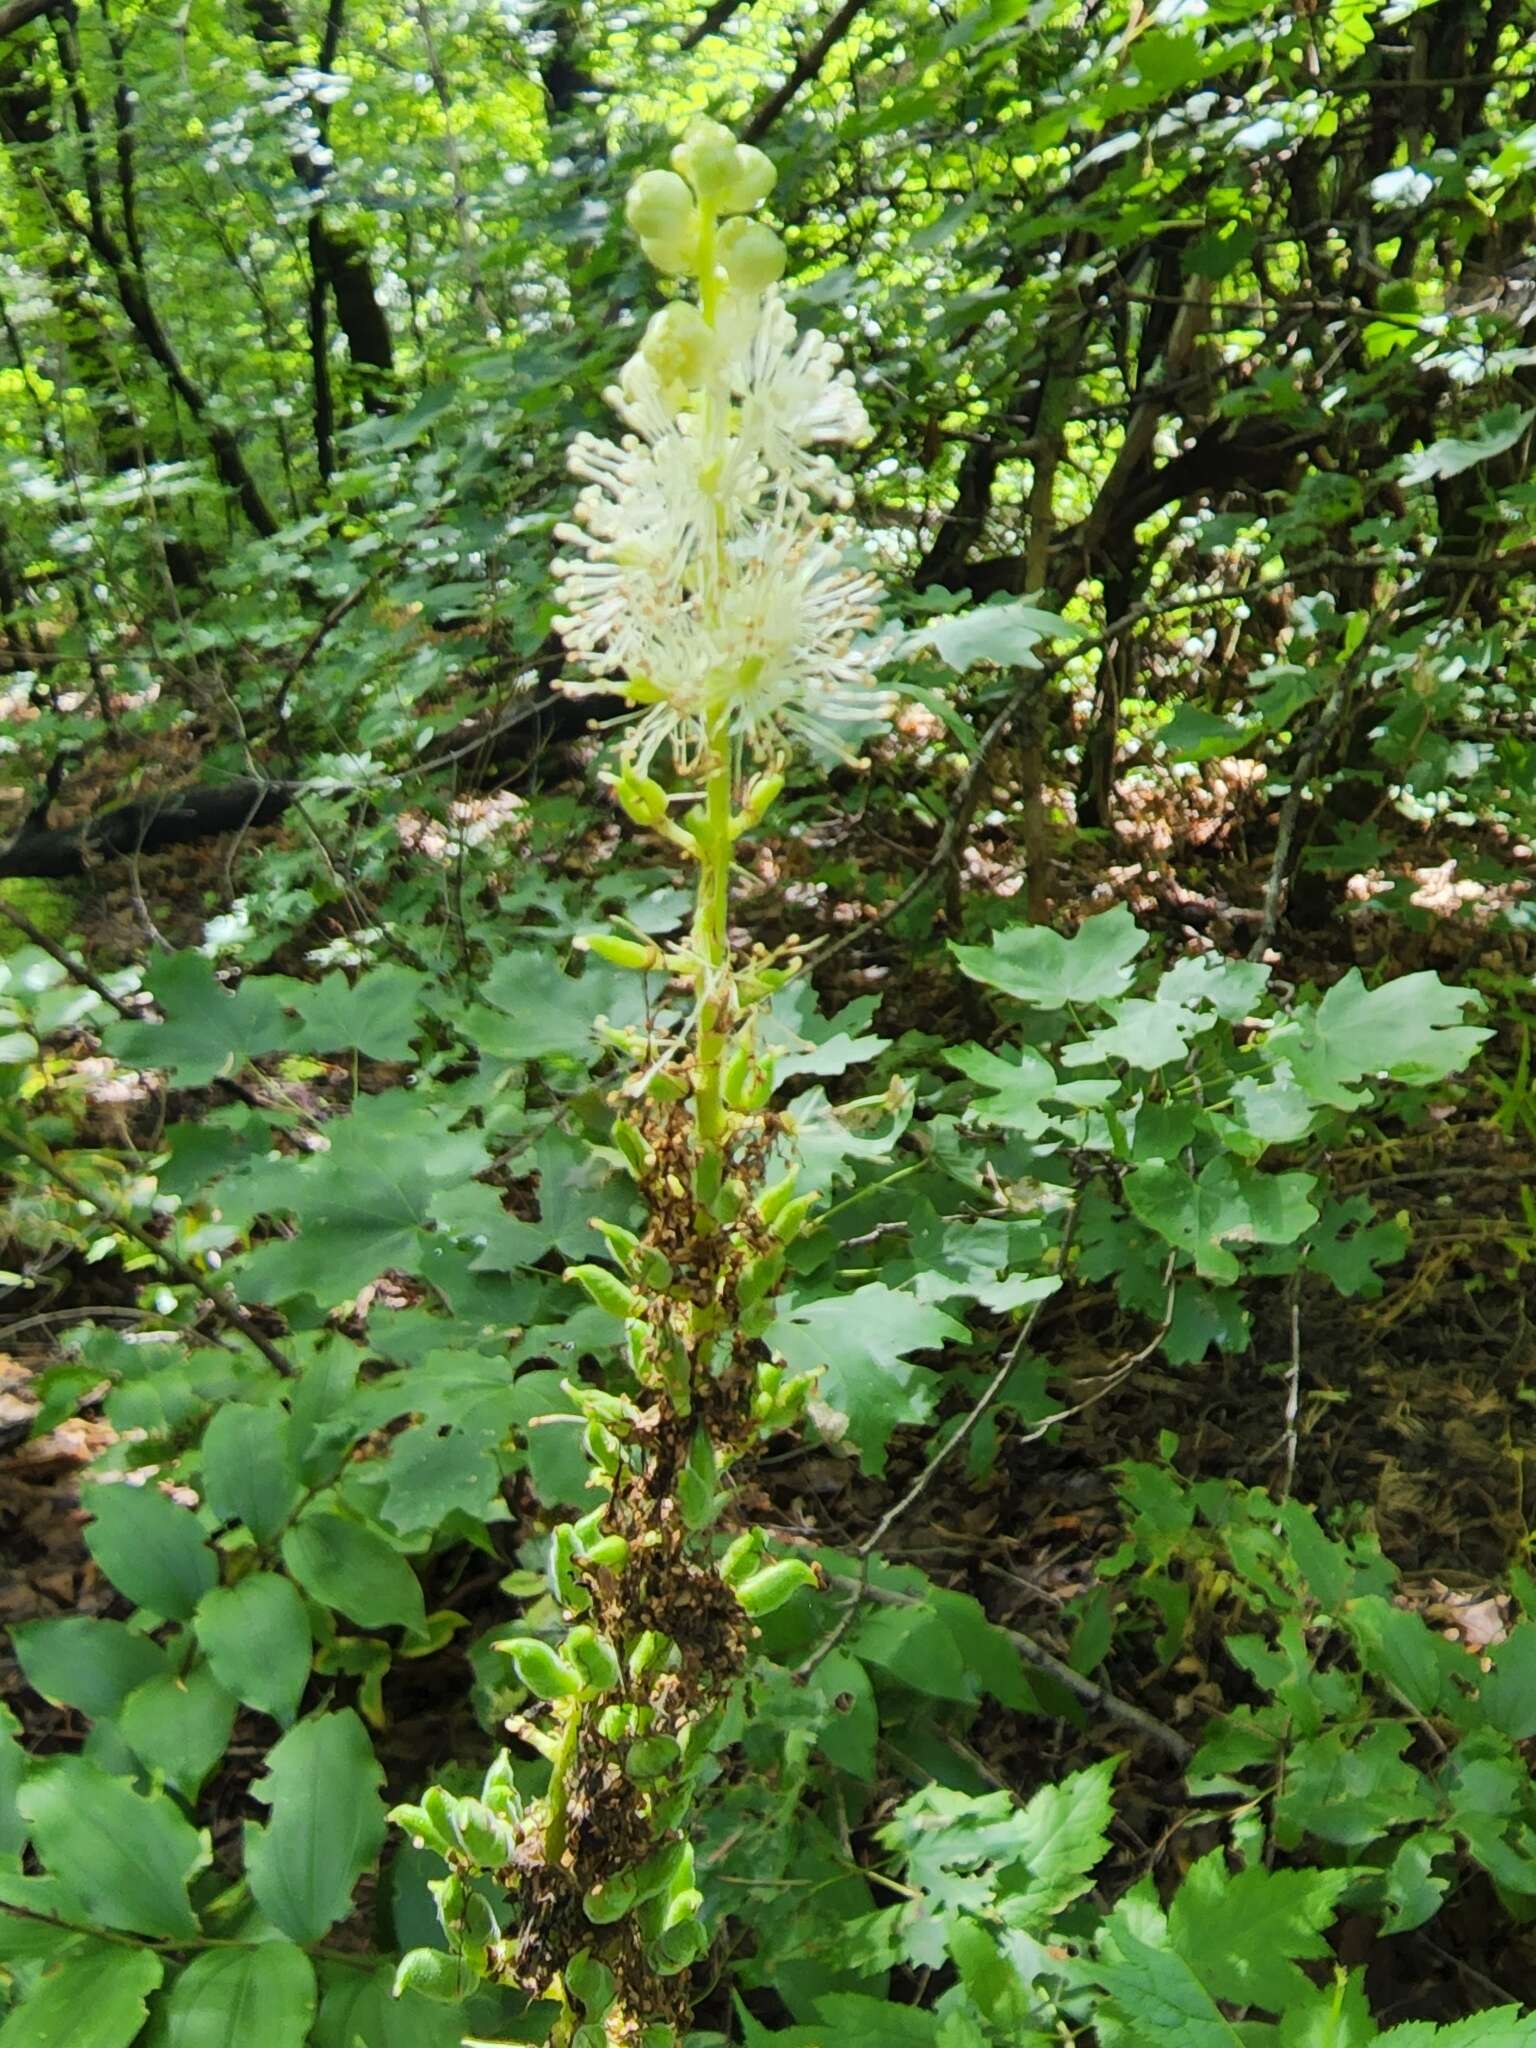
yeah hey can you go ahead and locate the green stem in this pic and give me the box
[543,1697,583,1869]
[692,722,734,1161]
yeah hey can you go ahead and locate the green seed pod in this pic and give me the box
[736,767,786,831]
[597,1702,640,1742]
[718,1526,765,1588]
[592,1218,643,1264]
[450,1796,515,1868]
[625,1733,682,1781]
[565,1625,622,1694]
[580,1533,630,1572]
[497,1636,583,1700]
[572,2025,609,2048]
[642,2028,676,2048]
[625,167,694,242]
[388,1799,455,1862]
[584,1417,620,1476]
[393,1947,468,2005]
[718,217,786,291]
[770,1191,821,1245]
[692,1149,723,1207]
[737,1058,777,1113]
[550,1522,588,1612]
[737,1247,785,1310]
[722,1038,754,1108]
[579,930,662,972]
[564,1263,645,1321]
[632,1838,692,1904]
[481,1749,521,1819]
[735,1557,818,1616]
[583,1870,638,1925]
[634,1244,673,1290]
[565,1948,616,2017]
[756,1168,800,1227]
[645,1068,690,1103]
[628,1628,669,1680]
[612,1118,653,1178]
[649,1917,709,1974]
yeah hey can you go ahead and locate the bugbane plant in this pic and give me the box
[391,121,891,2046]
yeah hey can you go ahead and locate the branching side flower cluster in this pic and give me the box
[393,122,888,2048]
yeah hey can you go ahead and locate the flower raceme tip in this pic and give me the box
[552,124,893,779]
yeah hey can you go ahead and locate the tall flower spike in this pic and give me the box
[552,122,892,776]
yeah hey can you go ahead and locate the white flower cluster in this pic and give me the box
[552,124,891,774]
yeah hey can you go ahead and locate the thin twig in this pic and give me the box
[0,898,138,1018]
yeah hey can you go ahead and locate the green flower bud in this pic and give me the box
[497,1636,583,1699]
[450,1796,515,1868]
[625,1733,681,1781]
[481,1749,521,1818]
[670,118,739,200]
[565,1625,622,1694]
[649,1917,708,1974]
[625,168,694,240]
[607,762,671,828]
[639,301,715,390]
[639,230,698,277]
[388,1799,455,1862]
[719,217,786,291]
[564,1262,645,1320]
[393,1947,469,2004]
[598,1702,641,1741]
[735,1557,818,1616]
[737,1247,785,1310]
[722,1038,754,1109]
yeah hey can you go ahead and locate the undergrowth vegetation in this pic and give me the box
[4,2,1536,2045]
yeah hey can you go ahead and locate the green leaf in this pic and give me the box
[117,1665,238,1801]
[281,965,426,1061]
[282,1509,427,1636]
[1340,1595,1445,1713]
[1276,1971,1378,2048]
[245,1710,387,1942]
[310,1965,470,2048]
[1479,1623,1536,1739]
[1124,1156,1318,1283]
[1158,704,1260,762]
[947,1043,1059,1135]
[468,952,605,1063]
[1166,1850,1350,2012]
[234,1094,489,1306]
[82,1483,218,1622]
[1265,971,1488,1111]
[194,1573,312,1725]
[19,1756,205,1939]
[1092,1922,1246,2044]
[908,598,1085,672]
[201,1402,302,1544]
[1399,404,1535,486]
[952,904,1146,1008]
[1378,2014,1536,2047]
[106,951,290,1087]
[10,1616,170,1720]
[996,1757,1118,1927]
[154,1943,317,2048]
[1062,995,1206,1071]
[768,1285,967,1474]
[0,1943,164,2048]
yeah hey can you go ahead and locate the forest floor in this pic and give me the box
[4,757,1536,2023]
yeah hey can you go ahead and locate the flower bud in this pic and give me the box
[770,1190,821,1245]
[756,1168,800,1227]
[670,118,739,200]
[719,217,786,291]
[718,1526,765,1589]
[639,301,715,390]
[639,231,698,278]
[625,168,694,241]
